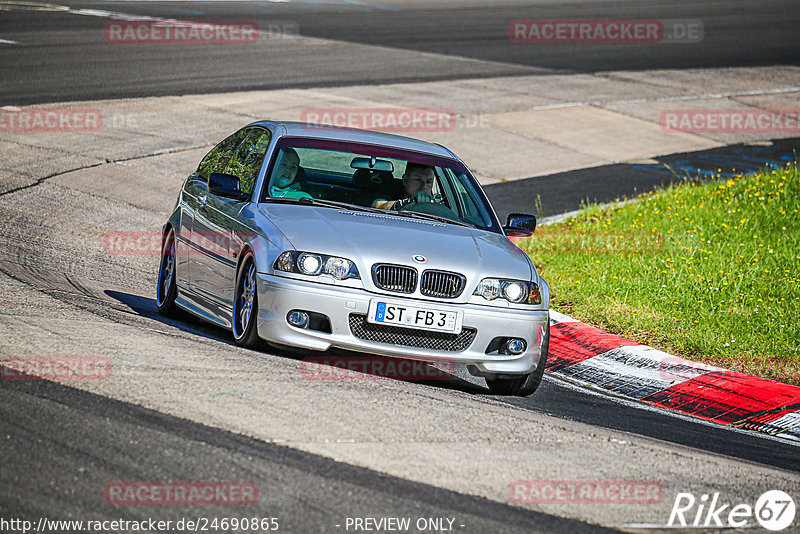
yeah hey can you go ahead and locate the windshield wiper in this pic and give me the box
[262,197,307,204]
[263,196,386,214]
[299,197,392,214]
[390,210,475,228]
[263,197,475,227]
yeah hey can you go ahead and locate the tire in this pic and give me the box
[156,228,180,317]
[232,254,261,348]
[486,322,550,396]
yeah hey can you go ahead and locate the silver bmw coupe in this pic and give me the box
[157,121,550,395]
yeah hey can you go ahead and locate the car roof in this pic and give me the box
[248,120,458,160]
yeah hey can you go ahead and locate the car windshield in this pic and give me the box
[260,137,500,232]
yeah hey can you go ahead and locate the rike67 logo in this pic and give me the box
[668,490,795,531]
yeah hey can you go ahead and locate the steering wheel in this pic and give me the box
[399,199,454,218]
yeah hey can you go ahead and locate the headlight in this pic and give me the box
[474,278,501,300]
[474,278,541,305]
[325,257,351,280]
[297,252,322,275]
[502,281,526,303]
[275,251,359,280]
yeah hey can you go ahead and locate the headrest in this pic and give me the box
[353,168,393,191]
[294,166,306,184]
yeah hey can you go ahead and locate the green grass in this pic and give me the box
[521,161,800,386]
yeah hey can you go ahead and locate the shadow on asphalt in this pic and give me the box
[103,289,488,395]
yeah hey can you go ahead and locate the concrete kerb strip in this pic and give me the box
[537,197,640,227]
[545,300,800,443]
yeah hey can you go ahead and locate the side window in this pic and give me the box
[431,167,450,208]
[431,171,442,196]
[225,128,272,195]
[197,129,249,180]
[447,170,487,227]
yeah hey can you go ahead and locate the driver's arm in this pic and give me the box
[373,192,434,210]
[372,198,399,210]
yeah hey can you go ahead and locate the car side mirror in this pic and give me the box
[503,213,537,237]
[209,173,250,201]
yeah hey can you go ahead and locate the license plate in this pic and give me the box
[367,300,463,334]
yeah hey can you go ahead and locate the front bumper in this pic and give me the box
[256,273,548,374]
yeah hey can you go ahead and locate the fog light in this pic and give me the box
[505,338,526,355]
[287,310,310,328]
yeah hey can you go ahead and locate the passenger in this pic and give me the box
[270,148,312,199]
[372,162,437,210]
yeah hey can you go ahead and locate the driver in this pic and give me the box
[373,163,437,211]
[270,148,312,199]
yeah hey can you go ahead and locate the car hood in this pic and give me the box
[259,204,534,295]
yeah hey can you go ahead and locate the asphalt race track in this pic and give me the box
[1,0,799,104]
[0,379,617,534]
[1,1,800,532]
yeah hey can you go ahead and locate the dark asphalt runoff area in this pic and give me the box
[0,0,798,105]
[485,136,800,221]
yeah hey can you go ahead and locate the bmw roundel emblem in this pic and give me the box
[412,255,427,264]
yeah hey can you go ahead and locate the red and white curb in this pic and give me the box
[546,311,800,442]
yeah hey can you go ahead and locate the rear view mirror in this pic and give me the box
[350,156,394,173]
